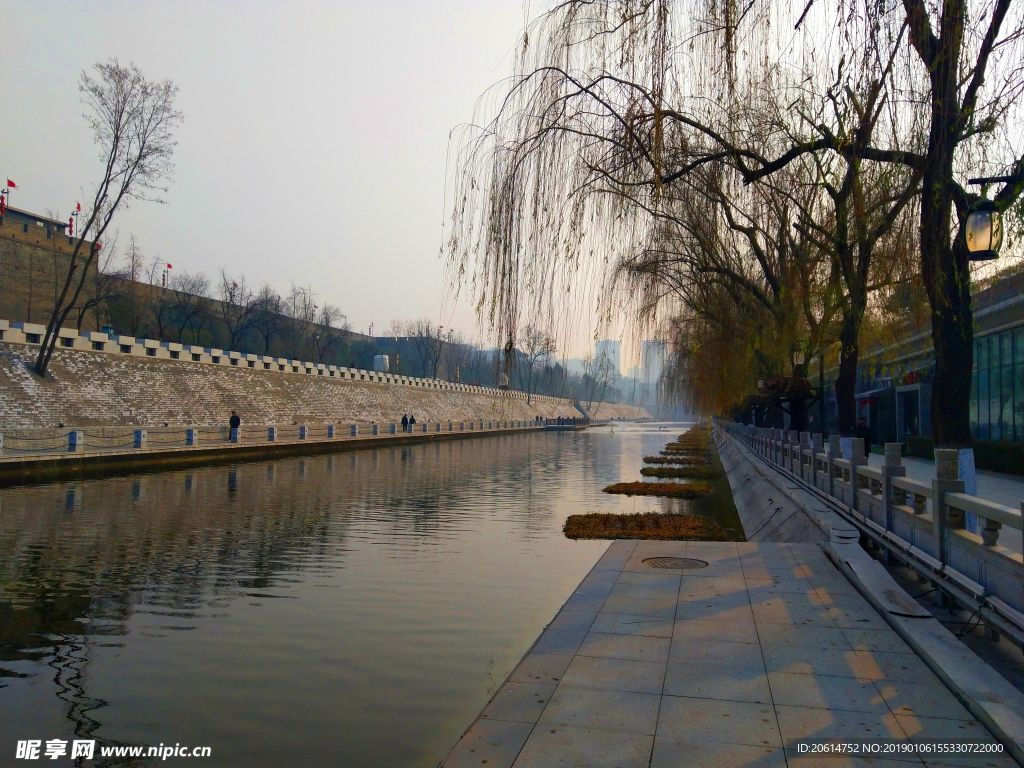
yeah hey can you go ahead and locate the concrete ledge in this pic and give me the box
[823,539,1024,765]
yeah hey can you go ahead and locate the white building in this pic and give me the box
[641,340,666,384]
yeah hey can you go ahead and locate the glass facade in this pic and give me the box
[970,326,1024,441]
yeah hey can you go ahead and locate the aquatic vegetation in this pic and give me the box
[563,512,730,541]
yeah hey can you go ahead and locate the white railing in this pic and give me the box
[0,419,543,459]
[716,420,1024,644]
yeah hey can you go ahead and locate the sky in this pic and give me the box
[1,1,614,354]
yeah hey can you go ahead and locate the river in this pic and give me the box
[1,421,739,767]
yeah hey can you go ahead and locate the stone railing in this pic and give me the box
[0,419,544,459]
[717,421,1024,645]
[0,318,572,405]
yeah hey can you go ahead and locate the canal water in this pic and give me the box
[1,421,737,767]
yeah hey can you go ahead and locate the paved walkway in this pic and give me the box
[443,541,1018,768]
[867,454,1023,555]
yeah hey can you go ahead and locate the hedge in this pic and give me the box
[905,435,1024,476]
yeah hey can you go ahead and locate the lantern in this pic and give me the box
[965,199,1003,261]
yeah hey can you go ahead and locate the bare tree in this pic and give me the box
[36,60,181,376]
[76,243,130,331]
[219,271,260,351]
[517,324,556,404]
[284,283,318,360]
[253,284,281,355]
[312,304,350,363]
[406,319,445,378]
[171,271,211,344]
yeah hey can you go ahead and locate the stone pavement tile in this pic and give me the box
[677,575,748,599]
[669,638,766,671]
[664,660,771,703]
[573,570,620,597]
[672,616,759,644]
[547,610,596,633]
[752,598,839,627]
[767,671,888,714]
[756,623,851,649]
[842,628,914,655]
[874,681,974,721]
[656,695,783,747]
[600,595,678,619]
[650,738,787,768]
[614,571,681,588]
[678,587,751,608]
[893,714,994,744]
[788,757,923,768]
[443,719,534,768]
[607,581,681,602]
[532,629,589,656]
[561,593,606,616]
[812,579,863,598]
[560,655,666,695]
[848,651,935,683]
[749,580,824,597]
[762,644,863,678]
[536,686,661,736]
[577,631,671,663]
[822,595,892,630]
[481,682,558,724]
[675,599,755,623]
[512,725,653,768]
[589,613,673,638]
[509,653,573,685]
[593,540,636,571]
[775,705,909,743]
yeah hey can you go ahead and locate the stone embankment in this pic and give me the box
[583,401,651,421]
[0,335,579,431]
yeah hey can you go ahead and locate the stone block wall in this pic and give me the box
[0,338,581,430]
[583,401,652,420]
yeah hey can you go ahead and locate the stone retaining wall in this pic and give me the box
[0,342,581,429]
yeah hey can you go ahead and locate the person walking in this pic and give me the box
[401,414,409,433]
[409,414,416,432]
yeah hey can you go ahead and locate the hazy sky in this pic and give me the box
[1,1,560,350]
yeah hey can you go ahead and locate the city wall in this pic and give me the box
[0,321,582,430]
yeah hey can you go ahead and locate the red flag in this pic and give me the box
[314,305,319,309]
[6,179,16,189]
[166,263,172,269]
[76,202,81,212]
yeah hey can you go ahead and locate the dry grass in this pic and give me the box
[643,456,705,465]
[564,512,730,540]
[603,481,713,498]
[640,466,721,479]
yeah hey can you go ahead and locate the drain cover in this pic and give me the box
[642,557,708,570]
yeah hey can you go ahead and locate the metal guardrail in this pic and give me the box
[716,420,1024,647]
[0,420,543,459]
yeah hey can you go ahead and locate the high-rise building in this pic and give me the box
[595,339,621,376]
[641,340,666,384]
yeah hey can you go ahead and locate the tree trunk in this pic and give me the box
[835,316,859,436]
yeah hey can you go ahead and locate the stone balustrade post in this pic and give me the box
[849,437,868,511]
[389,423,396,435]
[811,433,822,487]
[827,434,841,497]
[327,425,335,438]
[932,449,966,566]
[68,430,84,452]
[449,421,453,432]
[879,443,906,563]
[798,432,810,478]
[186,428,198,446]
[372,424,379,436]
[351,424,358,437]
[134,429,147,449]
[460,422,465,431]
[230,428,239,444]
[268,426,277,441]
[299,425,308,440]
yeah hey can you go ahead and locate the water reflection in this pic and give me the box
[1,423,707,767]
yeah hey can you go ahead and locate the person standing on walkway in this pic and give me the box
[401,414,409,433]
[229,410,241,430]
[409,414,416,432]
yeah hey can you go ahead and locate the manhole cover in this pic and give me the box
[642,557,708,570]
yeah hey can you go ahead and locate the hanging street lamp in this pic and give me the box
[965,175,1011,261]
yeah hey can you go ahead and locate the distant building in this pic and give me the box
[595,339,621,376]
[641,340,666,384]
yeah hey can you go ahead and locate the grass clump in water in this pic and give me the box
[643,456,705,465]
[640,466,721,479]
[564,512,730,541]
[602,481,713,499]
